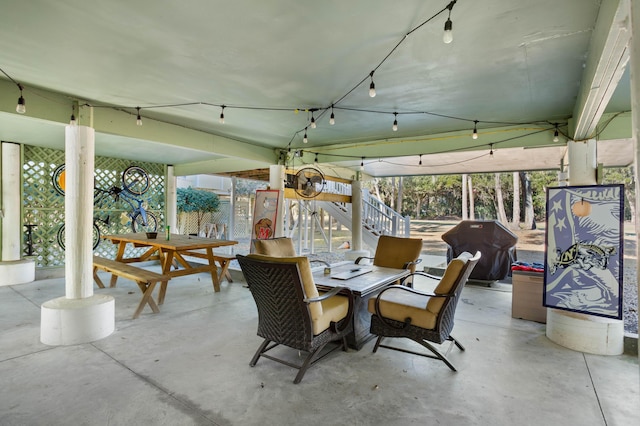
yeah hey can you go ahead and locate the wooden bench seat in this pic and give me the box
[213,253,236,283]
[93,256,171,319]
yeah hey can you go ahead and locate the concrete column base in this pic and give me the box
[0,259,36,286]
[344,249,370,262]
[546,308,624,355]
[41,294,115,346]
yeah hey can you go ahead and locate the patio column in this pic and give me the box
[545,138,624,355]
[269,165,285,238]
[41,125,114,345]
[631,0,640,364]
[229,177,236,241]
[345,179,369,260]
[0,142,35,286]
[166,165,177,233]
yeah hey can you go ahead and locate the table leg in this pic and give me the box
[206,247,221,292]
[158,249,175,305]
[110,241,127,287]
[133,281,160,319]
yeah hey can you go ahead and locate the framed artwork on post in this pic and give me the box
[251,189,280,246]
[544,184,624,320]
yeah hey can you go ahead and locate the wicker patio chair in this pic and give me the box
[237,254,354,384]
[368,251,481,371]
[355,235,423,286]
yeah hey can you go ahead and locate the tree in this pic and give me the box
[176,187,220,234]
[495,173,508,225]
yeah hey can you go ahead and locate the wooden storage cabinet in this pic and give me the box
[511,271,547,323]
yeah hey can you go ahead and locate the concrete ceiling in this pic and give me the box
[0,0,634,179]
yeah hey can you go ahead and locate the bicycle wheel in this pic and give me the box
[122,165,150,195]
[131,211,158,233]
[52,164,66,196]
[57,222,101,250]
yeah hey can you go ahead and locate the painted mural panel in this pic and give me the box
[544,185,623,320]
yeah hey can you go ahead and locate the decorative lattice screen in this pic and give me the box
[23,145,165,267]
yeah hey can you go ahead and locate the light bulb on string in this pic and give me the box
[472,120,478,139]
[303,128,308,144]
[553,124,559,142]
[392,112,398,131]
[314,153,318,163]
[136,107,142,126]
[360,157,365,172]
[69,107,77,125]
[310,112,316,129]
[368,71,376,97]
[219,105,225,124]
[443,1,455,44]
[419,154,422,166]
[489,144,494,158]
[329,105,335,125]
[16,84,25,114]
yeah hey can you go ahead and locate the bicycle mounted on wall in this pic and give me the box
[52,164,159,249]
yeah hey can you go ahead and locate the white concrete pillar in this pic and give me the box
[41,125,114,345]
[166,165,177,233]
[346,179,369,260]
[546,138,624,355]
[269,165,285,238]
[0,142,35,286]
[229,177,236,241]
[630,0,640,365]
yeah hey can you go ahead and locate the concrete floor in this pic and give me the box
[1,267,638,426]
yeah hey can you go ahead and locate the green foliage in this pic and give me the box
[177,187,220,213]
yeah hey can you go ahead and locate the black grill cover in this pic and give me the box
[442,220,518,281]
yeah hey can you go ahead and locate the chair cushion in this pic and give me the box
[247,254,322,320]
[313,292,350,335]
[367,287,436,329]
[426,253,470,315]
[373,235,423,272]
[253,237,296,257]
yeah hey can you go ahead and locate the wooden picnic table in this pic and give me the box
[102,232,238,304]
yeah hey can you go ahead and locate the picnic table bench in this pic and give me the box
[93,255,171,319]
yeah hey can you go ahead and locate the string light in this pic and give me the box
[16,84,25,114]
[360,157,365,171]
[369,71,376,97]
[443,1,456,44]
[69,105,77,125]
[136,107,142,126]
[314,153,318,163]
[419,154,422,166]
[303,128,308,144]
[219,105,225,124]
[553,123,559,142]
[310,111,316,129]
[329,105,335,125]
[489,144,494,158]
[472,120,478,139]
[392,112,398,131]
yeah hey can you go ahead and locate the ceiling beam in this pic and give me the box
[572,0,631,140]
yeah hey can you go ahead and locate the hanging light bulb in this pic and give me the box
[489,144,494,158]
[303,128,308,144]
[392,112,398,131]
[16,84,25,114]
[329,105,335,125]
[443,18,453,44]
[360,157,365,172]
[419,154,423,166]
[314,153,318,163]
[553,124,559,142]
[472,120,478,139]
[219,105,225,124]
[369,71,376,97]
[69,111,77,125]
[310,112,316,129]
[136,107,142,126]
[443,1,455,44]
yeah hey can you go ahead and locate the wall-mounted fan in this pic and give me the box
[294,167,325,198]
